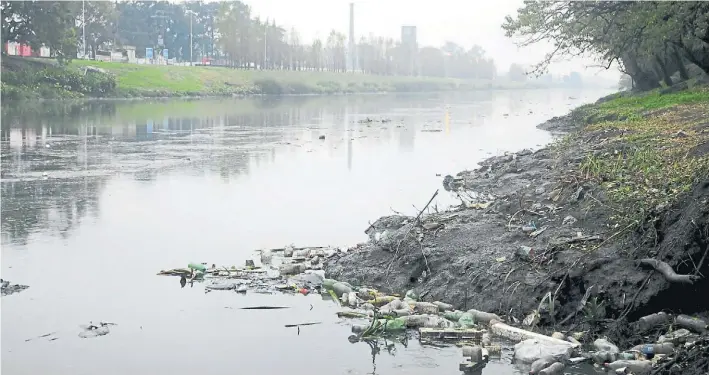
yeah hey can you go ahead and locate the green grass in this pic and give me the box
[571,86,709,232]
[2,57,576,99]
[67,59,548,97]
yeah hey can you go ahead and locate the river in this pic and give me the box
[1,89,612,375]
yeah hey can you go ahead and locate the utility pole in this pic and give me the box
[348,3,355,72]
[190,11,193,65]
[82,0,86,58]
[187,10,194,65]
[263,20,268,70]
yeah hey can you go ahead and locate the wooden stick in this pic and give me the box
[385,190,440,279]
[284,322,322,328]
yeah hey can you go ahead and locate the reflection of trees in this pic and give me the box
[1,177,107,246]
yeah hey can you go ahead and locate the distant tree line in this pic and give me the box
[4,0,596,84]
[2,1,511,79]
[503,1,709,91]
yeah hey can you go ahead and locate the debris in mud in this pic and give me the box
[1,279,29,296]
[325,91,709,374]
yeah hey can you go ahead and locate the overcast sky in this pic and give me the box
[243,0,620,81]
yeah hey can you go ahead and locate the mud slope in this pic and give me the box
[326,87,709,329]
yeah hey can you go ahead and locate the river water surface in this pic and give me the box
[1,90,611,375]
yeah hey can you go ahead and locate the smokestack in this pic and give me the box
[349,3,356,72]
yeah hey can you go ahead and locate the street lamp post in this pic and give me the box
[184,10,197,66]
[189,10,193,66]
[82,0,86,58]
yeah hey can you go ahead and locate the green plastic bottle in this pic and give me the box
[188,262,206,272]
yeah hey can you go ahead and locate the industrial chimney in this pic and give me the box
[348,3,357,72]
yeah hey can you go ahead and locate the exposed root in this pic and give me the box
[638,258,701,284]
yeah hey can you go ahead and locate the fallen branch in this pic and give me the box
[240,306,290,310]
[695,243,709,277]
[638,259,701,284]
[385,190,439,279]
[285,322,322,328]
[413,189,439,225]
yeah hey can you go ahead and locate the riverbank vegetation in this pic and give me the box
[504,0,709,240]
[1,57,559,99]
[572,87,709,238]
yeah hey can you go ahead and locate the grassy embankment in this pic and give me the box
[1,57,546,100]
[559,85,709,233]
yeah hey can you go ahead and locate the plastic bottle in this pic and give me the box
[188,262,206,272]
[604,360,652,375]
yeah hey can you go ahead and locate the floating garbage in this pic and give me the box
[155,244,689,375]
[78,322,115,339]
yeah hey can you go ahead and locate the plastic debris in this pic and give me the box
[594,338,620,354]
[538,362,564,375]
[530,356,555,374]
[604,360,652,375]
[458,312,476,328]
[513,339,574,364]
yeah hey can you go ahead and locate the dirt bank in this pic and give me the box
[326,86,709,371]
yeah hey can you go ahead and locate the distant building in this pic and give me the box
[4,42,50,57]
[401,26,418,76]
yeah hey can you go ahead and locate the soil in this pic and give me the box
[326,93,709,374]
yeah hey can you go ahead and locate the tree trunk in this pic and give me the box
[655,56,673,87]
[672,46,690,81]
[622,54,661,91]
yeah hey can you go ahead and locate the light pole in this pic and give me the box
[82,0,86,58]
[185,10,197,66]
[190,11,193,65]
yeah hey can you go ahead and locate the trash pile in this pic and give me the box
[157,246,708,375]
[157,245,343,294]
[322,278,709,375]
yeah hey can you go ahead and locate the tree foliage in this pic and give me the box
[502,1,709,91]
[2,1,79,63]
[3,0,608,84]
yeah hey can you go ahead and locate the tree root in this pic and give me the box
[638,258,701,284]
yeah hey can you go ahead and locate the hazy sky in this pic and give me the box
[244,0,620,80]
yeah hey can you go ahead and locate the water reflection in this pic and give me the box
[1,90,612,375]
[1,177,105,246]
[0,91,601,247]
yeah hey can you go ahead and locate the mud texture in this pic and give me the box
[326,94,709,372]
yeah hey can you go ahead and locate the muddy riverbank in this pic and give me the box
[326,87,709,373]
